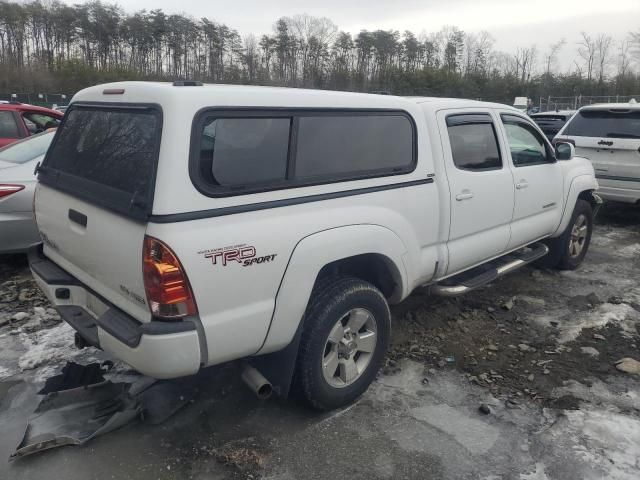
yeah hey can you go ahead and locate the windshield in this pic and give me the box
[564,110,640,138]
[0,131,55,164]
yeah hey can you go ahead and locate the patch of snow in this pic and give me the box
[519,462,550,480]
[580,347,600,357]
[553,379,640,412]
[557,303,639,343]
[614,243,640,258]
[601,228,632,241]
[591,235,614,247]
[621,287,640,306]
[17,322,83,381]
[409,403,500,454]
[518,296,546,308]
[562,409,640,480]
[0,365,13,380]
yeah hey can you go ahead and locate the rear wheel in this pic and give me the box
[539,199,593,270]
[294,277,390,410]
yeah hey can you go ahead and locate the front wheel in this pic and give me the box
[294,277,391,410]
[540,199,593,270]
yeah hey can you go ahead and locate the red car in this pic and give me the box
[0,102,63,148]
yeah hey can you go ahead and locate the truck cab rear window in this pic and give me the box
[191,110,416,196]
[40,105,161,220]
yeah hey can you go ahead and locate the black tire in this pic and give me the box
[538,199,593,270]
[294,276,390,411]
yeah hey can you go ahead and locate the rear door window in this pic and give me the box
[0,111,20,138]
[40,104,162,219]
[446,114,502,171]
[564,110,640,139]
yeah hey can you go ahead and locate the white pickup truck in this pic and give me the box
[29,82,599,410]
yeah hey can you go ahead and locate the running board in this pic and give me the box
[432,242,549,297]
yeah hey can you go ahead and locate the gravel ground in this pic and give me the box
[0,202,639,479]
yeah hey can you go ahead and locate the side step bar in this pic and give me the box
[432,242,549,297]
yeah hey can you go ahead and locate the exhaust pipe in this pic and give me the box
[241,364,273,400]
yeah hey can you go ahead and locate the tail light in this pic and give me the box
[0,184,24,198]
[142,235,197,319]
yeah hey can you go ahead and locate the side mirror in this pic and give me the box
[555,142,575,161]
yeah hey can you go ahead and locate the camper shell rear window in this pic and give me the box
[39,103,162,221]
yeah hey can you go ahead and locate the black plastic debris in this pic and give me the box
[11,362,201,460]
[138,376,201,425]
[38,362,111,395]
[11,381,139,459]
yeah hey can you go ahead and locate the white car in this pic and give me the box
[0,131,55,253]
[555,101,640,204]
[29,82,599,410]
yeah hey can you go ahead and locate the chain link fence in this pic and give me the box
[0,92,71,108]
[539,95,640,112]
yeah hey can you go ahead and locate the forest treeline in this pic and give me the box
[0,0,639,102]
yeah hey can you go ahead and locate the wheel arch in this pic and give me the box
[552,174,599,237]
[257,224,408,357]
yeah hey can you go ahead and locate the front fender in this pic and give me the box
[552,173,599,237]
[257,224,408,355]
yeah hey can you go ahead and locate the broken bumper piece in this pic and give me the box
[11,381,139,459]
[11,362,202,460]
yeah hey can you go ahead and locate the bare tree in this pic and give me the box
[577,32,597,82]
[595,34,613,83]
[287,14,337,86]
[544,38,566,75]
[514,45,537,83]
[616,38,632,78]
[631,30,640,63]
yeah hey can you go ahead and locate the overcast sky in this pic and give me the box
[65,0,640,71]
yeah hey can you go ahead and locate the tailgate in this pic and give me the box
[565,108,640,180]
[575,137,640,180]
[36,184,150,321]
[35,103,162,322]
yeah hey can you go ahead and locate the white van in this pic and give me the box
[555,101,640,204]
[513,97,529,113]
[29,82,598,410]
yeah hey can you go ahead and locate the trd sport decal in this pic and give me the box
[198,244,277,267]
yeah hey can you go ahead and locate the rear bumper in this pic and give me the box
[596,177,640,204]
[28,246,202,379]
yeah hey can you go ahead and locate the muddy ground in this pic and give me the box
[0,203,639,479]
[388,204,640,407]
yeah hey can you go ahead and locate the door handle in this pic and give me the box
[68,209,87,227]
[515,180,529,190]
[456,192,474,201]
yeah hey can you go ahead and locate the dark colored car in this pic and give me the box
[0,102,63,148]
[530,111,576,143]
